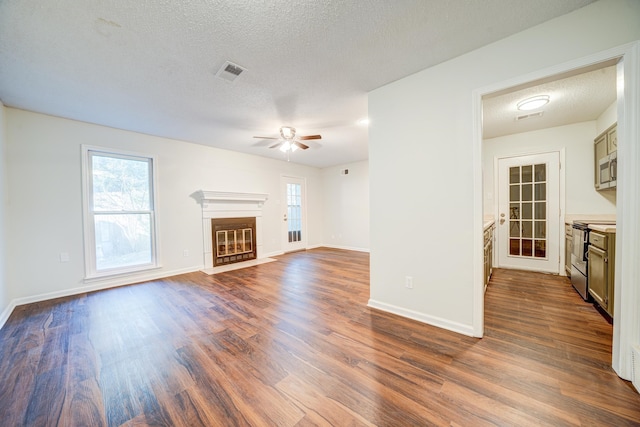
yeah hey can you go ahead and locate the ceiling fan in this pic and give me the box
[253,126,321,153]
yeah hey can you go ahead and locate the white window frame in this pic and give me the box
[81,145,160,279]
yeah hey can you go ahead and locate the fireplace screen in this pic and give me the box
[216,229,253,257]
[212,217,257,267]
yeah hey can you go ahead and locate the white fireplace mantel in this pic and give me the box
[196,190,269,272]
[196,190,268,207]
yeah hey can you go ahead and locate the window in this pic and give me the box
[82,146,158,278]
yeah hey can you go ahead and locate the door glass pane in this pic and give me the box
[510,221,520,238]
[507,162,547,259]
[509,203,520,219]
[534,164,546,182]
[534,183,546,201]
[535,240,546,258]
[535,202,546,220]
[509,167,520,184]
[287,183,302,243]
[510,185,520,201]
[510,239,520,256]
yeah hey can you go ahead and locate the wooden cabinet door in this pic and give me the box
[588,245,608,311]
[594,134,607,189]
[565,234,572,276]
[607,126,617,153]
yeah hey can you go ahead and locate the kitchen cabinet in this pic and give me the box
[588,229,615,317]
[484,223,495,290]
[564,223,572,277]
[594,123,617,190]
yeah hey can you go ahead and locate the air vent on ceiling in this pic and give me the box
[515,111,544,121]
[215,61,246,82]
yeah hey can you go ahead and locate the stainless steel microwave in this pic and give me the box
[598,151,617,190]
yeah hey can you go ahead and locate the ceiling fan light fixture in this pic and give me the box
[280,126,296,139]
[517,95,550,111]
[279,141,298,153]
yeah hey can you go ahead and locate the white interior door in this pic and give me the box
[282,176,306,252]
[497,152,560,273]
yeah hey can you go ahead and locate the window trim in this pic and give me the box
[81,145,160,279]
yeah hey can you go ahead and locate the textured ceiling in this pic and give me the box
[483,64,617,140]
[0,0,596,168]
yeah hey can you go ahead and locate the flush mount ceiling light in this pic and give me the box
[517,95,550,111]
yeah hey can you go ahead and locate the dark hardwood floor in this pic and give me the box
[1,248,639,426]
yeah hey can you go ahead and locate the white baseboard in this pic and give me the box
[0,300,17,331]
[321,244,370,253]
[261,250,285,258]
[367,299,475,337]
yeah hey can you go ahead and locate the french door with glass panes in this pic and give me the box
[497,152,560,273]
[282,176,306,252]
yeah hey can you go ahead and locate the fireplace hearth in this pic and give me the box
[212,217,257,267]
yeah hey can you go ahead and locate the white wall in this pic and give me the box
[321,161,369,252]
[368,0,640,336]
[5,108,323,303]
[483,122,616,216]
[597,101,617,134]
[0,102,8,323]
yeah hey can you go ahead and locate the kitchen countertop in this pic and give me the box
[565,214,616,225]
[588,223,616,233]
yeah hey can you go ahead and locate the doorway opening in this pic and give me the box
[474,43,640,381]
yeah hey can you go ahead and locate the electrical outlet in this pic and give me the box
[59,252,70,263]
[183,249,189,257]
[405,276,413,289]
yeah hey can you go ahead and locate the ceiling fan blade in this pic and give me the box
[269,142,283,149]
[298,134,321,140]
[254,136,279,140]
[293,141,309,150]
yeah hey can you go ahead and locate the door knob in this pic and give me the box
[500,218,505,225]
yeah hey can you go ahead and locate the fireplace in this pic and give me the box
[195,190,268,273]
[212,217,257,267]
